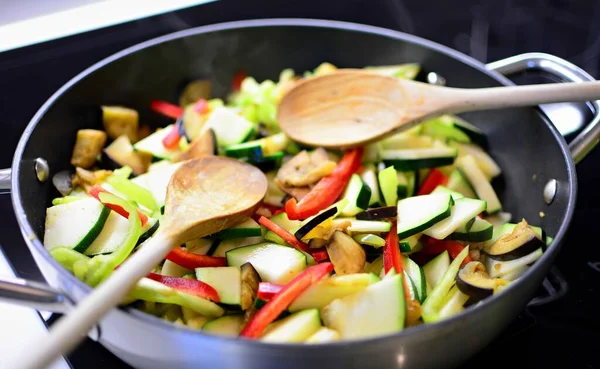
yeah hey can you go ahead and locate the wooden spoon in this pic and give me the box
[278,69,600,148]
[14,156,267,369]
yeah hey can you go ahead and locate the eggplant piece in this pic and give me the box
[174,128,217,162]
[294,206,338,240]
[355,206,397,220]
[71,167,112,192]
[456,261,508,300]
[485,219,545,261]
[70,129,107,169]
[52,170,74,196]
[326,231,366,275]
[103,135,151,175]
[102,106,139,142]
[240,262,261,311]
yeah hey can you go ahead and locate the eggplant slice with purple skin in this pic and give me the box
[294,206,338,240]
[355,206,397,221]
[484,220,546,261]
[456,261,509,301]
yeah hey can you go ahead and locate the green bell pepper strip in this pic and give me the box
[85,192,142,287]
[128,278,224,317]
[421,245,469,323]
[106,167,158,212]
[49,247,90,273]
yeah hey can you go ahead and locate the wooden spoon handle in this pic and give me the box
[444,80,600,114]
[11,232,174,369]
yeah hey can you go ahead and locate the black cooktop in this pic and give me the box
[1,0,599,368]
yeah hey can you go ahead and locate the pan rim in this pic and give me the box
[10,18,577,350]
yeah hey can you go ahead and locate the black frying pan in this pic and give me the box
[0,19,599,369]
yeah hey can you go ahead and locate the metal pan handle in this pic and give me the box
[487,52,600,164]
[0,167,10,194]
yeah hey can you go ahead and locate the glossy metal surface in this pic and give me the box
[1,19,597,369]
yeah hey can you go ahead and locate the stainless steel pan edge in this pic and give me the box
[0,19,597,369]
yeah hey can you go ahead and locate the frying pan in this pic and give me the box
[0,19,599,369]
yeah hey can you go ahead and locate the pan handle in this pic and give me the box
[0,277,72,314]
[0,167,10,193]
[487,52,600,164]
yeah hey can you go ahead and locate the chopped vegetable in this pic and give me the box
[146,272,220,302]
[285,148,363,220]
[165,248,227,269]
[150,99,183,119]
[239,262,333,338]
[71,129,107,168]
[88,185,148,227]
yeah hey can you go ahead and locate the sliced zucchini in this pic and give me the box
[450,141,501,179]
[423,197,487,239]
[486,247,543,278]
[404,171,419,197]
[305,327,341,343]
[43,197,110,253]
[212,218,262,239]
[203,107,255,146]
[332,218,392,233]
[423,250,450,289]
[378,166,398,207]
[402,256,427,303]
[399,233,422,253]
[421,246,469,323]
[456,155,502,214]
[226,242,307,284]
[352,234,385,248]
[437,285,470,320]
[195,267,241,305]
[396,171,408,199]
[422,116,471,143]
[84,210,131,256]
[396,193,453,239]
[380,134,433,150]
[262,309,322,343]
[211,236,264,257]
[360,164,382,207]
[133,124,185,160]
[321,273,405,339]
[130,161,183,209]
[264,171,288,207]
[224,133,289,158]
[450,116,487,147]
[340,174,372,216]
[382,147,457,172]
[446,169,477,199]
[289,273,380,312]
[447,217,493,242]
[202,314,245,337]
[431,185,465,201]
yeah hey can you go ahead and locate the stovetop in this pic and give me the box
[1,0,600,368]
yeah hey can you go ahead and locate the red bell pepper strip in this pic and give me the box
[383,222,411,301]
[165,248,227,269]
[239,262,333,338]
[193,98,209,114]
[417,168,448,196]
[310,249,329,263]
[146,272,220,302]
[258,216,329,262]
[89,185,148,227]
[231,69,246,92]
[161,124,181,150]
[257,282,283,300]
[284,148,364,220]
[258,216,310,253]
[150,99,183,119]
[421,236,472,267]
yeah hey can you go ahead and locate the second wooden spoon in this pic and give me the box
[278,69,600,148]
